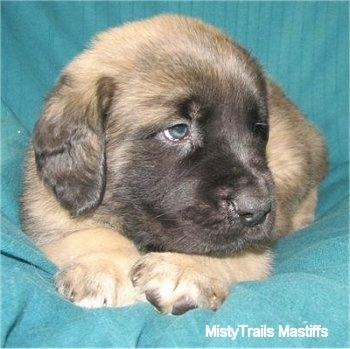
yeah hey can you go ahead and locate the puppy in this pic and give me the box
[21,14,327,314]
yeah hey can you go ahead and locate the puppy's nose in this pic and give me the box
[231,193,271,227]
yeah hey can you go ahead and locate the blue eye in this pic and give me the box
[253,122,268,141]
[163,124,189,142]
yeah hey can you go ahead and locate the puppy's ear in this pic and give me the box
[33,75,115,217]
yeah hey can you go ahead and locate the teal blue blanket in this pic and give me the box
[1,2,349,347]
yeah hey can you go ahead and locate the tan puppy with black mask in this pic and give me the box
[21,15,327,314]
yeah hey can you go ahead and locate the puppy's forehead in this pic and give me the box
[81,15,266,129]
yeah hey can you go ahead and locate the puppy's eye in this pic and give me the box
[163,124,190,142]
[253,122,268,139]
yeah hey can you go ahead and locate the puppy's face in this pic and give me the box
[33,15,275,256]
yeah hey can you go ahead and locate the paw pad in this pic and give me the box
[172,294,197,315]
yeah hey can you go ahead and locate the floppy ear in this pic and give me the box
[33,74,115,217]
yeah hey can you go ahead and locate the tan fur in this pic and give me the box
[21,15,327,313]
[131,249,272,313]
[266,81,327,236]
[43,228,142,307]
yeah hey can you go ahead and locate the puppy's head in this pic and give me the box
[33,15,275,256]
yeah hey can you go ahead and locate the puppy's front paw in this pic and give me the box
[55,253,141,308]
[130,253,229,315]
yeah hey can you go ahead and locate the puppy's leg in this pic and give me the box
[43,228,143,308]
[131,249,272,314]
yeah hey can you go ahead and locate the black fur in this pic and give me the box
[99,80,275,256]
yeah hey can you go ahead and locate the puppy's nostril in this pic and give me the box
[241,212,254,222]
[231,199,271,227]
[239,210,267,226]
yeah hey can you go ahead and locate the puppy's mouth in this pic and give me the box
[171,200,274,255]
[125,196,275,257]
